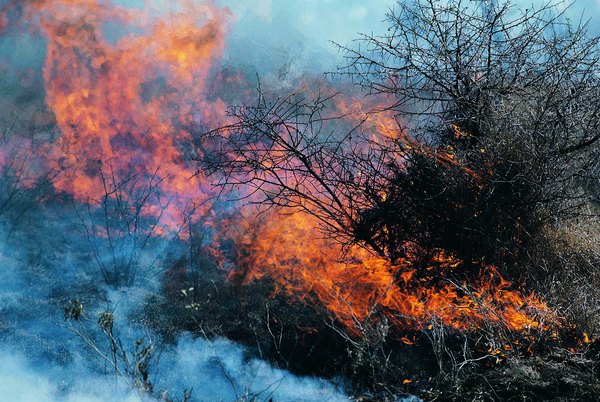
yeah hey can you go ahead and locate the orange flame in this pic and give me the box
[27,0,232,229]
[227,209,557,339]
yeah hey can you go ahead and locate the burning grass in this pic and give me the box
[222,209,558,340]
[143,237,600,400]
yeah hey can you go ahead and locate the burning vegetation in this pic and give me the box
[1,0,600,400]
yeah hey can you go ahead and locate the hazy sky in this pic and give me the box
[218,0,399,73]
[216,0,600,74]
[3,0,600,78]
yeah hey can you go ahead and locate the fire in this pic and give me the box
[334,96,480,179]
[2,0,562,344]
[202,86,558,341]
[226,208,557,340]
[27,0,232,229]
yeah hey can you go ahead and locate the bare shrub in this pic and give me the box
[74,163,170,287]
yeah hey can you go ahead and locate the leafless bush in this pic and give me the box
[74,163,170,287]
[0,114,56,233]
[335,0,600,268]
[205,0,600,281]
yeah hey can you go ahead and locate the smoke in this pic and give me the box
[217,0,395,80]
[155,335,348,401]
[0,348,142,402]
[0,201,350,401]
[0,337,347,402]
[218,0,600,79]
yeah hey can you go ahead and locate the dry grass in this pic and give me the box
[529,219,600,336]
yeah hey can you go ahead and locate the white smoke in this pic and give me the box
[0,210,349,401]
